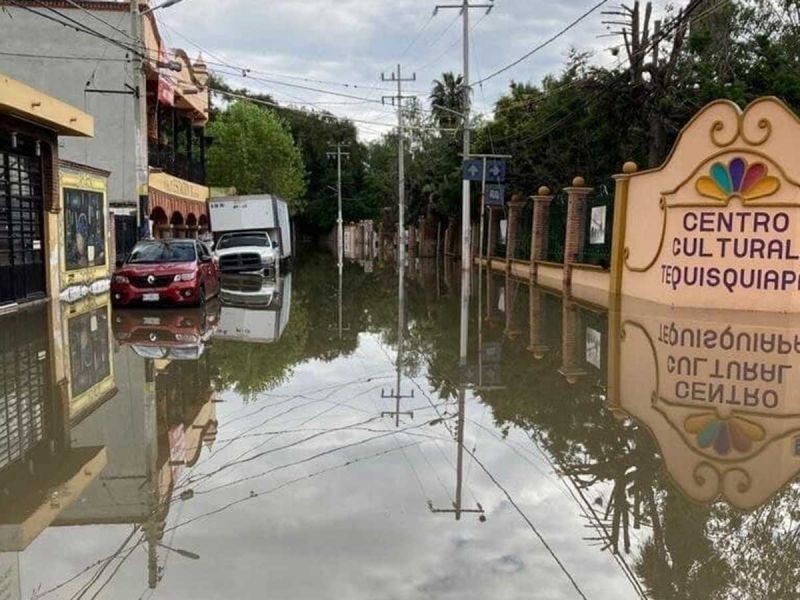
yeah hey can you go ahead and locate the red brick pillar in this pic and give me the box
[530,186,553,282]
[505,194,528,271]
[527,284,549,359]
[559,300,586,384]
[563,176,593,289]
[487,206,502,261]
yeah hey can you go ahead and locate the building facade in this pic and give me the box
[0,0,211,257]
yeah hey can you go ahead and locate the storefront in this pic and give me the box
[148,170,210,239]
[0,74,93,309]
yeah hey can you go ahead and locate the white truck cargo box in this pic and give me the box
[209,195,292,260]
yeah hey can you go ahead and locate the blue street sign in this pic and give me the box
[463,159,506,183]
[463,160,482,181]
[485,184,505,206]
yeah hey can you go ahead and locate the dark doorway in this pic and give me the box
[0,142,46,306]
[114,214,138,265]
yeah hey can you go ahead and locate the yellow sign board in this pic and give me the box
[615,97,800,312]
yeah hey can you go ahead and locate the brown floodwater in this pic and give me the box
[1,253,798,600]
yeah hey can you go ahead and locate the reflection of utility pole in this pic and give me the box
[381,254,414,427]
[428,385,485,521]
[430,278,485,522]
[143,359,159,590]
[327,143,350,266]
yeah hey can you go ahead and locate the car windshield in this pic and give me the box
[217,234,269,249]
[128,242,197,264]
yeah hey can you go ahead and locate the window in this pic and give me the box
[64,188,106,271]
[128,241,197,264]
[217,233,270,249]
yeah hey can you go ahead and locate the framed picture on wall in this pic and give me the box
[64,188,106,271]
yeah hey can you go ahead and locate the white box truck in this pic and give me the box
[209,195,292,273]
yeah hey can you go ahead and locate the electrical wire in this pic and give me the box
[211,87,459,132]
[474,0,611,86]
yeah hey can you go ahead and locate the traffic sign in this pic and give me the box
[464,160,482,181]
[485,184,505,206]
[463,159,507,183]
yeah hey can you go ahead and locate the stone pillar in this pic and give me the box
[559,299,587,384]
[527,284,549,359]
[487,206,502,261]
[505,194,528,271]
[530,186,553,282]
[563,176,593,289]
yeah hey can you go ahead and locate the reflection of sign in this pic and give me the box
[590,206,606,245]
[619,98,800,312]
[612,299,800,509]
[463,159,506,183]
[68,305,111,399]
[485,184,505,207]
[586,327,601,369]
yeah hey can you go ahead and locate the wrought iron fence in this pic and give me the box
[545,191,568,263]
[579,182,614,268]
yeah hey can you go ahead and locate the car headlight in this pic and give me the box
[174,273,196,282]
[113,275,129,284]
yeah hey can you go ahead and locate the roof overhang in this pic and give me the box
[0,73,94,137]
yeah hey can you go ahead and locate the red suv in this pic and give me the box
[111,239,219,307]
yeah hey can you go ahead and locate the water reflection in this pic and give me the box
[0,256,797,599]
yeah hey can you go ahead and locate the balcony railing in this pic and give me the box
[148,148,206,185]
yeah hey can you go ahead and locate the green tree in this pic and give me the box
[430,71,466,130]
[207,100,307,209]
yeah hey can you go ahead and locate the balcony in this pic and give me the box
[148,148,206,186]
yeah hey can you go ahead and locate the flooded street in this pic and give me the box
[2,254,799,600]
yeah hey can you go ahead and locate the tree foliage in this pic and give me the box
[207,100,307,208]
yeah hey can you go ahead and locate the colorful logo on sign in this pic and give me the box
[696,158,780,201]
[685,413,765,456]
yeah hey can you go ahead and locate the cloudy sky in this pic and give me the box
[155,0,656,140]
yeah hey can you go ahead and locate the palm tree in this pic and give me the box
[430,72,466,130]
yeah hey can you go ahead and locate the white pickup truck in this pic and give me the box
[209,195,292,274]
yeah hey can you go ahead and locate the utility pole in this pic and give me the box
[434,0,494,273]
[130,0,149,238]
[327,143,350,268]
[381,65,416,271]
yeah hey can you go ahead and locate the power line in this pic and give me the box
[474,0,611,86]
[211,87,458,132]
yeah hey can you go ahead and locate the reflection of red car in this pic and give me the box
[111,240,219,307]
[112,302,220,360]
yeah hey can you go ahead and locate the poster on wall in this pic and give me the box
[68,306,111,399]
[64,188,106,271]
[590,206,607,245]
